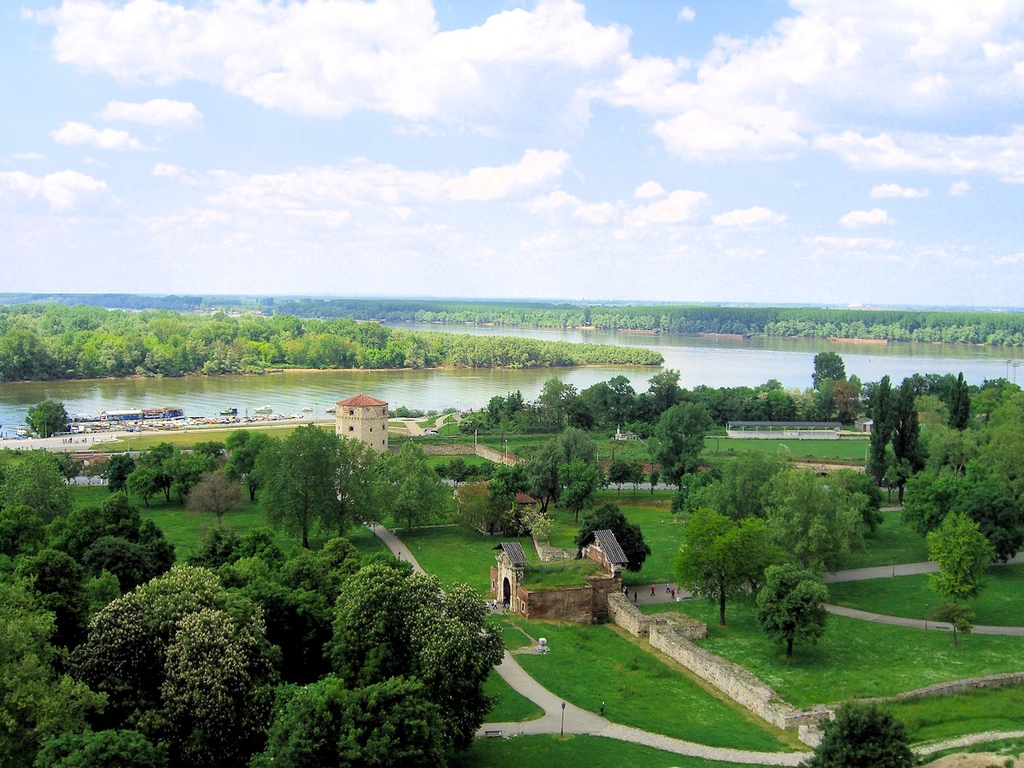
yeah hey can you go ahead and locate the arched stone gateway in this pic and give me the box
[491,542,527,613]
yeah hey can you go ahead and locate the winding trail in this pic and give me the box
[368,524,808,765]
[371,524,1024,762]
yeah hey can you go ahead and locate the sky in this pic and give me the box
[2,0,1024,308]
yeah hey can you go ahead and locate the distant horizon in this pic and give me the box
[2,292,1023,316]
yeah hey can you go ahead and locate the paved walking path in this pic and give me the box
[368,524,809,764]
[370,524,1024,762]
[823,553,1024,634]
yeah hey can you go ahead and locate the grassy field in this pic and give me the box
[484,671,545,723]
[70,485,389,560]
[395,525,530,593]
[827,564,1024,627]
[892,685,1024,744]
[645,601,1024,708]
[450,735,746,768]
[511,620,795,752]
[834,507,931,570]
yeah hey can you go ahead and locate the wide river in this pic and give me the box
[0,323,1020,433]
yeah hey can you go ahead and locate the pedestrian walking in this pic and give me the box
[650,585,655,597]
[671,587,676,600]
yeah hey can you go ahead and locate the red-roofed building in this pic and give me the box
[335,394,389,453]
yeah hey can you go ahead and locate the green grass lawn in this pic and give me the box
[705,436,870,464]
[645,601,1024,708]
[891,685,1024,745]
[450,735,746,768]
[484,671,545,723]
[511,621,795,752]
[397,525,530,594]
[827,564,1024,627]
[71,485,388,561]
[835,508,931,570]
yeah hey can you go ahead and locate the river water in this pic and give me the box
[0,323,1019,433]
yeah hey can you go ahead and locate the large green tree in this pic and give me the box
[224,429,271,501]
[927,511,994,603]
[25,400,68,438]
[677,508,778,626]
[0,581,103,768]
[252,676,443,768]
[328,562,503,751]
[257,425,347,548]
[802,702,916,768]
[867,375,894,487]
[0,452,74,524]
[756,563,828,658]
[892,377,926,504]
[762,470,864,572]
[379,442,447,532]
[812,352,846,390]
[71,566,277,768]
[654,401,713,487]
[558,458,602,522]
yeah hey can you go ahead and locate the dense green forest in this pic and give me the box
[5,294,1024,345]
[0,303,662,382]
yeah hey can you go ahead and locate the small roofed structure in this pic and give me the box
[726,421,841,440]
[579,529,628,577]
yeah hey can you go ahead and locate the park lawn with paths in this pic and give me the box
[397,525,532,594]
[891,684,1024,745]
[451,734,744,768]
[644,601,1024,708]
[833,507,930,570]
[483,671,545,723]
[511,620,794,752]
[827,565,1024,627]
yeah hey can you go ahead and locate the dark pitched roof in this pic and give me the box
[580,529,628,567]
[337,394,388,407]
[494,541,528,566]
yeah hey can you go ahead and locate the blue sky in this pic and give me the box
[3,0,1023,307]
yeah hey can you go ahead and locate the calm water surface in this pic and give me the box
[0,324,1019,432]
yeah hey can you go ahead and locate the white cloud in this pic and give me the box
[446,150,570,201]
[678,7,695,23]
[634,181,665,199]
[39,0,628,125]
[839,208,891,228]
[653,105,806,160]
[994,252,1024,265]
[11,152,44,161]
[152,163,183,177]
[101,99,202,128]
[624,189,708,227]
[593,1,1024,162]
[870,183,929,198]
[0,169,110,210]
[950,180,971,196]
[712,206,786,228]
[815,129,1024,182]
[51,121,143,150]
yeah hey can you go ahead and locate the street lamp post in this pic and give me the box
[560,701,565,736]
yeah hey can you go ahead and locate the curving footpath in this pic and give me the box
[368,524,808,765]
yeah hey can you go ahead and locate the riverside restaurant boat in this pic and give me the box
[219,407,238,416]
[254,405,273,415]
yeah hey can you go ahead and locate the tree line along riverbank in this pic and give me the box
[6,295,1024,346]
[0,303,662,383]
